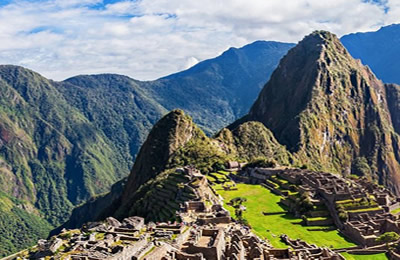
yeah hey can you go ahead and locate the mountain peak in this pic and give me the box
[234,30,400,193]
[119,109,200,202]
[243,31,352,144]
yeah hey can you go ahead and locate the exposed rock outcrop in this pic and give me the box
[233,31,400,193]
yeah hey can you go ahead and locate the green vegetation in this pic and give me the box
[235,30,400,189]
[0,66,139,254]
[216,183,355,248]
[119,169,195,222]
[243,157,277,169]
[376,232,400,249]
[0,193,52,257]
[141,246,156,259]
[352,157,373,179]
[391,207,400,215]
[347,207,382,213]
[169,132,232,174]
[208,172,230,184]
[221,121,293,165]
[306,216,330,221]
[340,252,388,260]
[336,197,378,210]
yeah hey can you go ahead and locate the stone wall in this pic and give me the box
[173,227,192,247]
[186,245,218,260]
[388,202,400,212]
[198,216,230,225]
[142,244,170,260]
[390,251,400,260]
[347,209,385,220]
[306,218,333,226]
[175,251,204,260]
[113,239,151,260]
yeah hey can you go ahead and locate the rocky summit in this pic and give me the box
[234,31,400,194]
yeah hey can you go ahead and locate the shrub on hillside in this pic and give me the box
[243,157,277,169]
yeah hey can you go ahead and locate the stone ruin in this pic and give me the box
[18,167,360,260]
[280,234,344,260]
[249,167,400,248]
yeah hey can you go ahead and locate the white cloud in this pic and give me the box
[183,56,199,70]
[0,0,397,81]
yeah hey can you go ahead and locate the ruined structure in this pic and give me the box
[15,167,346,260]
[249,167,400,247]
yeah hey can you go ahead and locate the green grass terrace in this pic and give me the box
[340,252,388,260]
[214,183,356,249]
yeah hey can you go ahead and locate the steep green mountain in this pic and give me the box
[0,66,131,256]
[234,31,400,193]
[59,74,168,170]
[0,191,52,256]
[5,27,400,256]
[59,110,294,229]
[56,110,225,228]
[341,24,400,84]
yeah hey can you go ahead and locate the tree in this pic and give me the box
[376,232,400,250]
[235,208,243,218]
[296,192,313,214]
[212,161,225,171]
[229,197,247,208]
[243,157,277,169]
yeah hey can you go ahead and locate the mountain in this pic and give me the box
[59,74,168,175]
[233,31,400,193]
[216,122,293,164]
[113,109,227,220]
[59,109,293,230]
[0,66,143,256]
[0,40,293,256]
[341,24,400,85]
[143,41,295,133]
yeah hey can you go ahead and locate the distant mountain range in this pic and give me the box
[1,24,400,256]
[341,24,400,84]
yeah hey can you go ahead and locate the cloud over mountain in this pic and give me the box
[0,0,397,80]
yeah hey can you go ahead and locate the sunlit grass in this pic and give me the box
[215,183,356,249]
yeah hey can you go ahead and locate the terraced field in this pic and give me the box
[215,183,356,249]
[340,252,388,260]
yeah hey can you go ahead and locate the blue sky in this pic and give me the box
[0,0,398,80]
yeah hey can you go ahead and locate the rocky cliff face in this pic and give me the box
[385,83,400,135]
[59,31,400,231]
[234,31,400,192]
[235,31,400,193]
